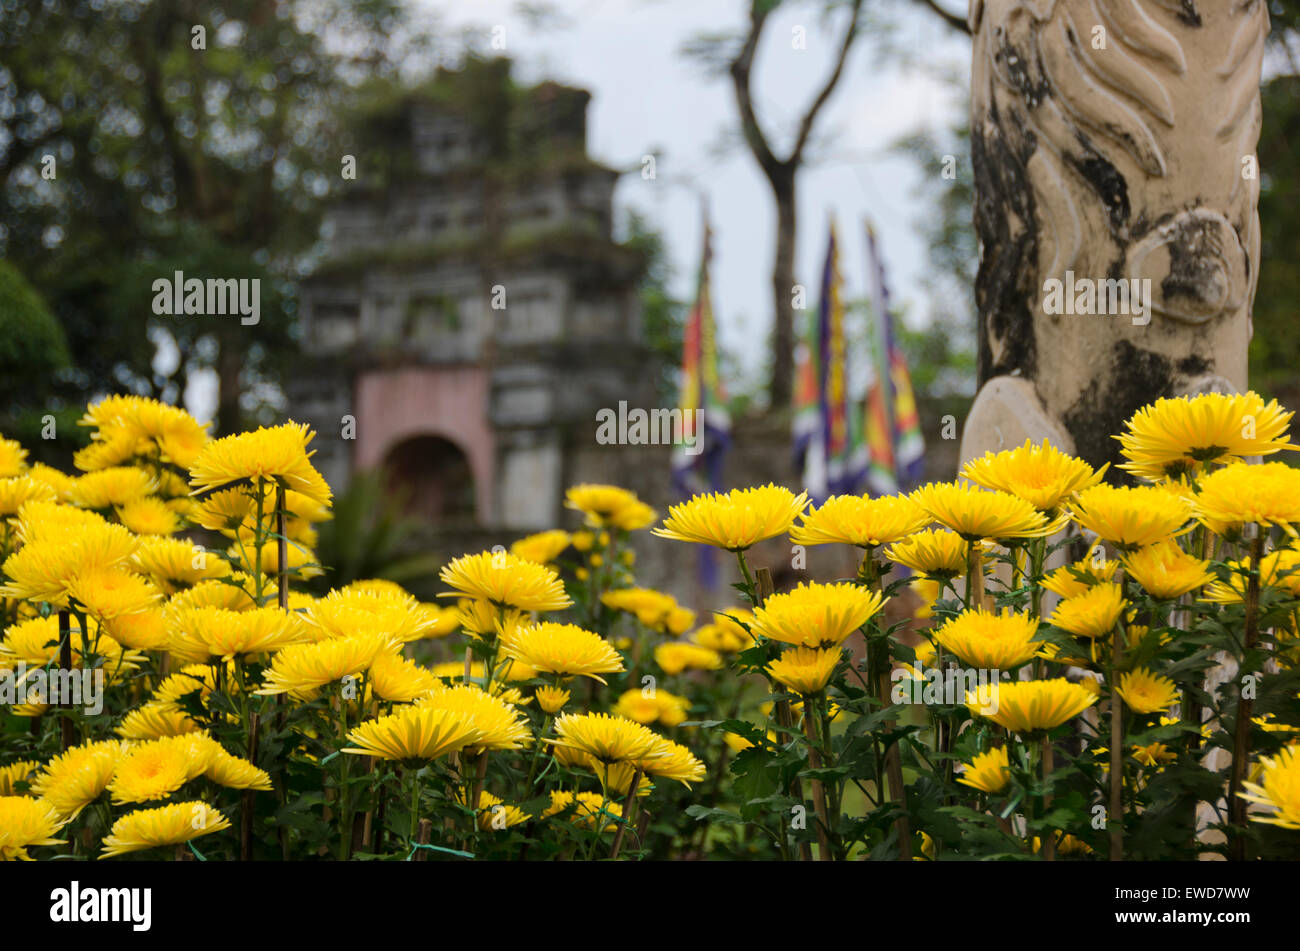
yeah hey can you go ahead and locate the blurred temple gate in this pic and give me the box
[288,61,658,545]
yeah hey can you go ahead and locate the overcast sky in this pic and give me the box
[175,1,972,418]
[425,0,972,391]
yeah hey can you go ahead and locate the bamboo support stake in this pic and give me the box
[414,819,433,861]
[1109,623,1125,861]
[1041,735,1056,862]
[240,712,260,861]
[1227,532,1265,861]
[58,610,76,750]
[756,566,813,862]
[877,667,912,860]
[801,705,833,861]
[610,767,643,859]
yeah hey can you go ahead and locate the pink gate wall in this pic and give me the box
[354,366,495,525]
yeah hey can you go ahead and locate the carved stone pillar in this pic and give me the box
[962,0,1268,470]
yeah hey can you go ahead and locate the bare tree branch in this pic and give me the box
[913,0,971,35]
[790,0,864,163]
[728,0,781,180]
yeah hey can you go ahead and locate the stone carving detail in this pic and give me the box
[963,0,1267,470]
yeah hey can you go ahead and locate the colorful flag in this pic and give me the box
[673,212,730,588]
[794,220,866,501]
[864,222,925,494]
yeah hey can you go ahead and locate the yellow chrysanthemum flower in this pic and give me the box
[1116,668,1180,714]
[887,529,971,580]
[932,607,1041,671]
[543,790,623,831]
[768,646,842,696]
[78,395,210,471]
[535,685,571,714]
[548,712,663,764]
[108,733,216,804]
[501,621,625,683]
[1238,743,1300,829]
[0,436,27,477]
[0,615,143,677]
[694,610,756,653]
[1117,392,1298,482]
[653,641,724,675]
[130,536,230,594]
[966,678,1098,733]
[1191,462,1300,538]
[151,664,220,707]
[256,632,392,700]
[167,605,304,663]
[1051,583,1127,639]
[439,550,572,613]
[342,704,483,763]
[28,739,126,820]
[1121,541,1214,599]
[99,801,230,858]
[453,598,525,642]
[1204,548,1300,604]
[1040,555,1118,599]
[636,735,706,786]
[1070,484,1191,551]
[911,481,1060,542]
[116,496,181,536]
[614,688,690,727]
[116,702,201,740]
[564,484,646,528]
[1132,740,1178,768]
[957,746,1011,795]
[417,684,532,752]
[305,587,448,643]
[0,760,38,796]
[189,422,332,504]
[789,494,931,548]
[510,529,572,564]
[0,796,67,860]
[608,499,657,531]
[203,745,273,792]
[0,509,138,605]
[68,467,157,509]
[226,533,322,580]
[652,484,809,551]
[165,576,259,613]
[367,650,440,702]
[601,587,682,630]
[747,581,885,649]
[68,568,161,620]
[466,791,530,831]
[0,474,57,517]
[26,463,75,500]
[962,439,1105,513]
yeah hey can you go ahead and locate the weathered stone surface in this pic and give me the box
[286,69,656,541]
[964,0,1267,472]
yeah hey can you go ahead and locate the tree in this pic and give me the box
[1250,0,1300,408]
[685,0,864,410]
[0,0,432,433]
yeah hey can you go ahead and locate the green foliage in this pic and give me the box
[0,0,430,432]
[0,260,69,403]
[310,470,443,594]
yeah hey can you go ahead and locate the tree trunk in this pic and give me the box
[216,332,244,436]
[770,171,797,409]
